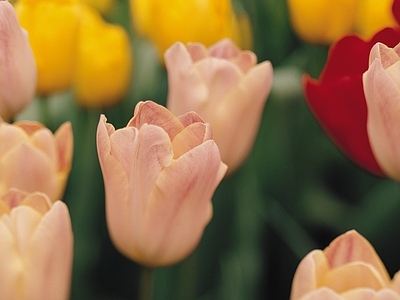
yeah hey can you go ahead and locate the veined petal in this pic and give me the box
[171,122,207,158]
[54,122,73,172]
[129,101,185,141]
[324,230,390,283]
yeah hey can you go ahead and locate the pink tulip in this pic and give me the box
[0,188,73,300]
[164,39,273,174]
[0,1,37,121]
[291,230,400,300]
[363,42,400,181]
[0,119,73,201]
[97,100,227,266]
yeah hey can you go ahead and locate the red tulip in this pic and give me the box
[304,28,400,176]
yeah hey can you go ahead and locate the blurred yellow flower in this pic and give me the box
[81,0,116,15]
[355,0,398,39]
[14,0,81,95]
[130,0,252,58]
[74,5,132,108]
[287,0,360,44]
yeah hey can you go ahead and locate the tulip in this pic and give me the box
[130,0,252,58]
[291,230,400,300]
[0,1,36,121]
[165,39,273,174]
[74,4,132,108]
[303,28,400,176]
[355,0,398,39]
[286,0,360,44]
[363,42,400,181]
[81,0,116,15]
[0,188,73,300]
[0,119,73,202]
[14,0,81,95]
[97,100,227,266]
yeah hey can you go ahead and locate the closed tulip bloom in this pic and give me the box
[363,42,400,181]
[0,1,36,121]
[287,0,360,44]
[0,119,73,202]
[97,101,227,266]
[14,0,81,95]
[81,0,116,15]
[0,189,73,300]
[74,4,132,108]
[130,0,251,58]
[165,39,273,174]
[291,230,400,300]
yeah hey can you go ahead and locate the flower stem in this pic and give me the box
[139,267,154,300]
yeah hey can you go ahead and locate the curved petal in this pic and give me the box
[0,144,59,200]
[135,140,226,266]
[54,122,73,172]
[363,58,400,181]
[324,230,390,283]
[129,101,185,141]
[291,250,330,300]
[24,201,73,300]
[171,122,207,158]
[211,60,272,173]
[298,288,343,300]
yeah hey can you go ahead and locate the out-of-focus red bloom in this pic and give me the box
[393,0,400,25]
[303,28,400,176]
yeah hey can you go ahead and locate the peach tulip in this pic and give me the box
[0,1,37,121]
[291,230,400,300]
[97,100,227,266]
[363,42,400,181]
[0,188,73,300]
[165,39,273,174]
[0,119,73,201]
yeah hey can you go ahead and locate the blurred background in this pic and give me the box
[15,0,400,299]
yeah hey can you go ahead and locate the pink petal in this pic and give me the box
[363,59,400,181]
[324,230,390,283]
[208,38,241,60]
[171,122,208,158]
[0,122,30,158]
[186,42,208,62]
[24,201,73,300]
[291,250,330,300]
[129,101,185,141]
[138,140,226,266]
[54,122,73,172]
[297,288,343,300]
[369,43,400,69]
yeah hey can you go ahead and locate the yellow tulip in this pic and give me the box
[130,0,252,58]
[287,0,360,44]
[14,0,81,95]
[74,5,132,108]
[355,0,398,39]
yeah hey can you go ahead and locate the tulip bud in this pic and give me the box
[291,230,400,299]
[0,189,73,300]
[165,39,273,174]
[74,4,132,108]
[363,42,400,181]
[0,119,73,201]
[0,1,36,121]
[97,100,227,266]
[14,0,81,95]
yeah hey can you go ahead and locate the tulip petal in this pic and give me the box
[54,122,73,172]
[210,60,272,172]
[0,144,59,200]
[171,122,207,158]
[129,101,185,141]
[291,250,330,300]
[363,58,400,181]
[140,140,226,266]
[186,42,208,62]
[0,122,29,158]
[298,288,343,300]
[24,201,73,300]
[321,262,387,293]
[369,43,400,69]
[324,230,390,283]
[30,128,58,168]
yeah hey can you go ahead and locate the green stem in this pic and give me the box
[38,95,51,127]
[139,267,154,300]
